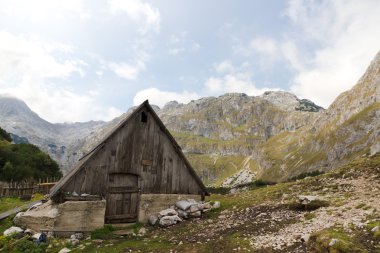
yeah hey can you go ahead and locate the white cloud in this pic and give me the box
[108,0,160,34]
[250,37,278,57]
[133,88,200,108]
[285,0,380,107]
[109,61,145,80]
[0,30,122,123]
[215,60,235,74]
[205,72,272,96]
[0,0,91,20]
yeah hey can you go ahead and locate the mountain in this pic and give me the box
[0,51,378,186]
[0,95,106,172]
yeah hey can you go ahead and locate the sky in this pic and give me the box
[0,0,379,123]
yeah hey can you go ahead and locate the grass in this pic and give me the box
[90,224,116,240]
[310,227,367,253]
[0,193,44,213]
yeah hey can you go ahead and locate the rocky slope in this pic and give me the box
[0,51,378,186]
[258,50,380,181]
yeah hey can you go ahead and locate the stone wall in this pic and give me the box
[14,200,106,236]
[138,194,201,223]
[54,200,106,235]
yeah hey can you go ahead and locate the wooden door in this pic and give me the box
[105,173,140,223]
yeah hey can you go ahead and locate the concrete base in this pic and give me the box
[138,194,201,223]
[14,200,106,235]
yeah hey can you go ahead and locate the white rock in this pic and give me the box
[58,248,72,253]
[301,234,310,242]
[189,211,201,217]
[212,201,221,209]
[298,195,319,205]
[371,226,379,233]
[32,233,42,240]
[159,215,182,227]
[189,204,200,213]
[158,208,178,217]
[329,238,338,247]
[175,200,195,211]
[3,226,23,237]
[148,215,158,226]
[138,227,147,235]
[177,209,189,219]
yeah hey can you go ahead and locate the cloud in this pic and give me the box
[133,60,280,109]
[285,0,380,107]
[108,61,145,80]
[0,0,91,20]
[0,30,122,123]
[133,88,200,108]
[108,0,160,34]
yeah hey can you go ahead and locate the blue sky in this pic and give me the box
[0,0,379,123]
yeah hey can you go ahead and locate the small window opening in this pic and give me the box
[141,111,148,123]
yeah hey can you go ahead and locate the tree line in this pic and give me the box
[0,127,62,183]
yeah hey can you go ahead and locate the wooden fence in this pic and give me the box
[0,178,58,198]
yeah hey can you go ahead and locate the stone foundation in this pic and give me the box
[138,194,201,223]
[14,200,106,235]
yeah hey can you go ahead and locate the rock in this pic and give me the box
[3,226,23,237]
[175,200,196,211]
[32,233,42,240]
[70,232,84,240]
[301,234,310,242]
[189,211,201,217]
[148,214,159,226]
[70,238,80,246]
[177,209,189,219]
[138,227,147,235]
[158,208,178,217]
[58,248,72,253]
[199,202,212,210]
[159,215,182,227]
[212,201,221,209]
[298,195,319,205]
[371,226,379,233]
[189,204,200,213]
[24,228,34,235]
[329,238,338,247]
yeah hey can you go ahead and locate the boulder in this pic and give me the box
[148,214,159,226]
[189,211,201,218]
[159,215,182,227]
[32,233,42,240]
[175,200,195,211]
[3,226,23,237]
[298,195,319,205]
[158,208,178,217]
[189,204,200,213]
[177,209,189,219]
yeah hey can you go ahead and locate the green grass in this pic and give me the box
[310,227,366,253]
[90,224,116,240]
[0,193,45,213]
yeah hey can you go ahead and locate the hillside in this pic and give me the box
[2,150,378,252]
[0,127,62,182]
[0,51,378,186]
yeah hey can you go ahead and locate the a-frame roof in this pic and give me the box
[50,100,209,198]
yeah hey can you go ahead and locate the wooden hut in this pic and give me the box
[49,100,209,224]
